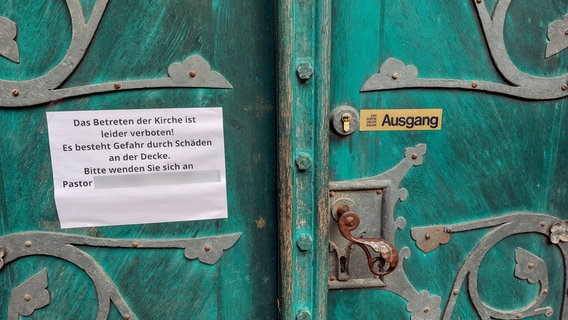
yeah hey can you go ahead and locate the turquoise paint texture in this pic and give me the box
[328,0,567,319]
[0,1,277,319]
[0,1,567,319]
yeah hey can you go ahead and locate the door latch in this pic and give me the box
[336,206,399,276]
[329,144,426,289]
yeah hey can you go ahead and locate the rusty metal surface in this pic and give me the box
[337,211,398,276]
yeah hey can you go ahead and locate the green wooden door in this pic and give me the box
[324,0,568,319]
[3,1,568,320]
[0,1,277,319]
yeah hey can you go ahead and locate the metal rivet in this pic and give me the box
[445,227,453,233]
[411,153,418,160]
[24,241,32,247]
[329,191,335,197]
[376,189,383,195]
[392,72,400,80]
[528,263,534,269]
[425,234,431,240]
[296,310,312,320]
[546,309,553,317]
[471,82,478,88]
[295,152,313,171]
[131,242,139,248]
[297,233,313,251]
[542,289,548,295]
[540,221,546,227]
[124,315,131,320]
[11,89,19,96]
[296,62,314,81]
[565,29,568,36]
[423,307,430,313]
[23,294,31,301]
[204,245,211,252]
[329,276,336,281]
[562,84,568,91]
[515,314,522,319]
[476,0,482,3]
[113,83,121,90]
[453,289,459,296]
[189,71,197,78]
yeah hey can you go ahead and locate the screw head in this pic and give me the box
[546,309,553,317]
[296,233,313,251]
[295,152,313,171]
[296,310,312,320]
[296,62,314,81]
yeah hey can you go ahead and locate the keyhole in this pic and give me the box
[340,256,347,273]
[341,113,352,132]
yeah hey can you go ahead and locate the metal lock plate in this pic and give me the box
[329,180,391,289]
[330,106,358,136]
[328,144,427,290]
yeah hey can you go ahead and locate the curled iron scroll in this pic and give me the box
[0,0,232,107]
[412,213,567,319]
[362,0,568,100]
[0,231,241,320]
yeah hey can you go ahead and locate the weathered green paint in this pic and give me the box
[277,0,330,318]
[0,1,277,319]
[327,0,567,319]
[1,1,567,319]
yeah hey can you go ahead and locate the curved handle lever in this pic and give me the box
[337,209,399,276]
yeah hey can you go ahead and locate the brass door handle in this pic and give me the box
[337,208,399,276]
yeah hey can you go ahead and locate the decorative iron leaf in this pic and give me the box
[0,17,20,63]
[546,15,568,58]
[8,269,50,318]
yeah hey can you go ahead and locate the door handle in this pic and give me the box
[337,206,399,277]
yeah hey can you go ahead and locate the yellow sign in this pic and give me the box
[360,109,443,131]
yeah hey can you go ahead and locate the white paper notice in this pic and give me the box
[46,108,228,228]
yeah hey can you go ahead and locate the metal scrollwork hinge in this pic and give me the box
[0,0,232,107]
[0,231,241,320]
